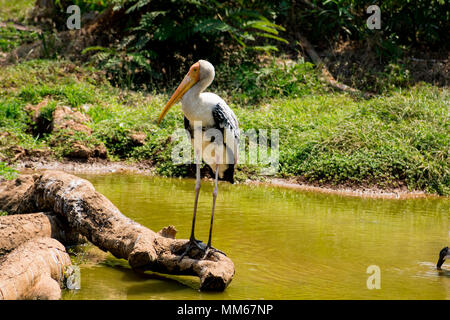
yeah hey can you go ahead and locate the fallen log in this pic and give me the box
[0,171,234,291]
[0,212,85,256]
[0,237,72,300]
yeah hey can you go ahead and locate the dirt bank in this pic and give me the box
[16,158,155,175]
[253,178,432,200]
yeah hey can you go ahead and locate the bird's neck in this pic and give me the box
[187,76,212,98]
[181,76,213,113]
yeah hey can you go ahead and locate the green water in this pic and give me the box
[62,174,450,300]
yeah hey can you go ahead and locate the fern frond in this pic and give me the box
[255,32,289,44]
[125,0,151,14]
[194,18,233,34]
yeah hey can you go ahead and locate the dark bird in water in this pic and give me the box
[158,60,239,260]
[437,246,449,269]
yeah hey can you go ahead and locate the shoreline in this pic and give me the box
[249,178,433,199]
[15,159,441,200]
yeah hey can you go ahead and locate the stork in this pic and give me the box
[157,60,240,260]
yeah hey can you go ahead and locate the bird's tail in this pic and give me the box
[221,164,235,184]
[208,164,235,184]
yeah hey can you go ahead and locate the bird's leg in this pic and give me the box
[203,164,226,259]
[178,150,206,261]
[189,161,201,242]
[207,164,219,248]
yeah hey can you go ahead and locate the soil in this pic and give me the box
[16,158,155,175]
[252,178,431,200]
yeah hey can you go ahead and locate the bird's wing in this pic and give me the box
[184,116,193,138]
[212,102,240,164]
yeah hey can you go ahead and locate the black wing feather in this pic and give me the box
[184,116,193,137]
[212,102,240,183]
[184,103,239,183]
[211,102,240,145]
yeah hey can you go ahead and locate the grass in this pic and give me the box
[0,0,34,23]
[0,59,448,195]
[0,161,18,180]
[0,26,39,53]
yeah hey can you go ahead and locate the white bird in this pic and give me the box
[158,60,240,260]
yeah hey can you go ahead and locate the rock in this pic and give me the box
[21,101,108,161]
[52,106,92,135]
[157,225,177,239]
[49,106,108,160]
[25,98,53,135]
[66,142,92,159]
[130,132,147,146]
[93,143,108,159]
[25,148,52,159]
[25,98,49,123]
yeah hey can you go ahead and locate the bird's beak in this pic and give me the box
[158,63,200,125]
[437,246,448,269]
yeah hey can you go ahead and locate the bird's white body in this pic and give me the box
[182,91,220,127]
[180,61,239,180]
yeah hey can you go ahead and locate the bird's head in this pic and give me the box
[158,60,214,125]
[437,246,449,269]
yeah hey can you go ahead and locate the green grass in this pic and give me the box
[0,59,448,195]
[0,161,18,180]
[0,26,39,52]
[213,57,326,105]
[0,0,34,23]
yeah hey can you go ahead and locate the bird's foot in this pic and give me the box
[202,245,226,259]
[177,238,206,262]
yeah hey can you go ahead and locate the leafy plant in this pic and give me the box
[290,0,449,60]
[83,0,287,89]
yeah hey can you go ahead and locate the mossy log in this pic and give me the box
[0,171,234,291]
[0,237,72,300]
